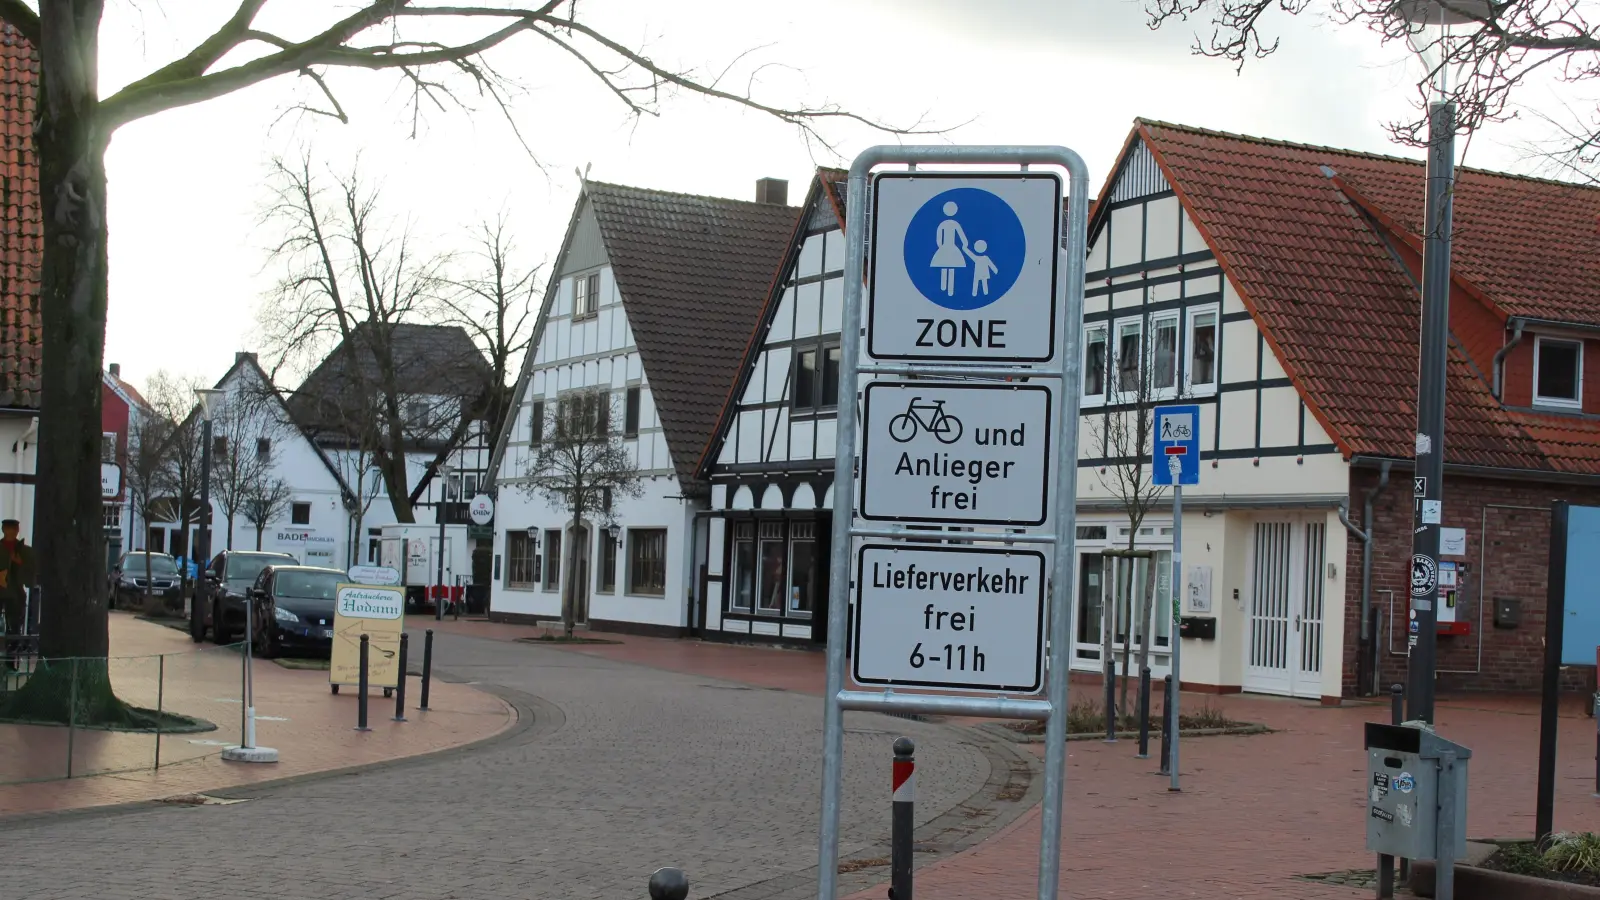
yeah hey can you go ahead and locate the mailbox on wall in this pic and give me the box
[1179,616,1216,640]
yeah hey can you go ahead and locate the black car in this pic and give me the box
[191,549,297,644]
[250,565,345,658]
[108,551,182,611]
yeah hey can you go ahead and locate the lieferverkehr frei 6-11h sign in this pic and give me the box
[868,173,1063,363]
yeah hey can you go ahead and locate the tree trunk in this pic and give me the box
[1101,555,1120,719]
[254,527,263,551]
[1136,551,1158,675]
[4,1,141,726]
[562,512,579,638]
[225,513,234,550]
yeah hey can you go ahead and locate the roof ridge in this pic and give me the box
[1139,117,1600,193]
[585,179,799,211]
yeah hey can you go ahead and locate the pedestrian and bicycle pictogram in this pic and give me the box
[888,396,964,444]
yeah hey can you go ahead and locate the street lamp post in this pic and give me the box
[193,389,225,599]
[435,463,454,621]
[1395,0,1483,725]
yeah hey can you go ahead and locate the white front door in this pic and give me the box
[1243,517,1327,698]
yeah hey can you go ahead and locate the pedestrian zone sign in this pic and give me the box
[867,173,1062,364]
[1152,404,1200,487]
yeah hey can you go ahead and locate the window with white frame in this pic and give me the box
[573,271,600,319]
[627,528,667,595]
[1186,306,1219,394]
[1082,324,1107,404]
[506,531,537,588]
[1535,336,1583,408]
[1150,312,1179,398]
[731,522,754,609]
[1115,318,1143,396]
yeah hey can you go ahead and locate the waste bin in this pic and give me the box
[1365,722,1471,862]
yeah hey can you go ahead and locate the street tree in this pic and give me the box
[428,212,541,452]
[1143,1,1600,162]
[122,401,174,613]
[241,475,294,552]
[1089,336,1169,720]
[522,392,642,638]
[146,372,208,596]
[11,0,916,724]
[207,388,287,552]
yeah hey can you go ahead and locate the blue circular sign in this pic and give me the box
[903,187,1026,311]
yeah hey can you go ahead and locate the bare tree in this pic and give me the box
[260,154,457,525]
[1089,336,1169,719]
[207,388,287,552]
[143,372,209,584]
[522,391,642,637]
[429,212,541,449]
[242,476,294,552]
[1144,1,1600,155]
[20,0,933,725]
[123,404,174,613]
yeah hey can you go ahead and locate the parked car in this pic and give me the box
[108,551,182,611]
[190,549,297,644]
[249,565,345,658]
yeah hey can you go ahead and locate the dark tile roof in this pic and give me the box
[586,181,799,483]
[0,24,38,409]
[1137,119,1600,475]
[289,322,490,431]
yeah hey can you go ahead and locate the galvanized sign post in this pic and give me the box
[1152,403,1200,792]
[816,145,1090,900]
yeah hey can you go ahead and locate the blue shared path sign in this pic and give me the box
[1152,404,1200,486]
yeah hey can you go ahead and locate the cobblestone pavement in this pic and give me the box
[0,632,1023,900]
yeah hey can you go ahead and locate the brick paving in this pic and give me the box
[0,613,513,816]
[0,625,1006,900]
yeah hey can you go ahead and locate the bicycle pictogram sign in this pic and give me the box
[888,396,964,444]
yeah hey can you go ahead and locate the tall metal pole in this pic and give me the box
[197,417,213,598]
[1407,100,1456,725]
[435,470,448,621]
[1168,475,1183,792]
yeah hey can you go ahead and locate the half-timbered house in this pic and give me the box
[484,177,798,634]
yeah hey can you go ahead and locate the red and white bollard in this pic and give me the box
[890,737,915,900]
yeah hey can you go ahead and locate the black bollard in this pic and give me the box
[1158,675,1174,775]
[648,867,689,900]
[1103,660,1117,743]
[356,633,370,732]
[393,632,409,722]
[1136,666,1152,759]
[419,628,434,711]
[1391,682,1404,726]
[890,737,915,900]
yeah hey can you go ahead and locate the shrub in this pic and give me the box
[1545,833,1600,874]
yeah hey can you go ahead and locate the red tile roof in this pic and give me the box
[1136,119,1600,476]
[0,23,38,409]
[586,181,800,483]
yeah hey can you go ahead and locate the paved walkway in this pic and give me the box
[0,624,1017,900]
[0,613,513,816]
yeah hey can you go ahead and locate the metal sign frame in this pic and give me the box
[817,145,1090,900]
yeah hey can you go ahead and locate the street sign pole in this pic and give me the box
[815,145,1090,900]
[1152,406,1200,792]
[1169,478,1183,792]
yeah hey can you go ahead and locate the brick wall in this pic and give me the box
[1340,469,1600,696]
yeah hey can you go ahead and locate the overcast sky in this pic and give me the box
[96,0,1575,390]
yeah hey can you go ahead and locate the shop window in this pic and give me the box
[506,531,537,588]
[755,521,785,611]
[1076,554,1103,661]
[627,528,667,595]
[788,522,815,616]
[731,522,754,610]
[543,529,561,590]
[1535,336,1582,407]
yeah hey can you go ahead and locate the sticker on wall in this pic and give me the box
[1371,785,1388,803]
[1373,773,1390,789]
[1395,773,1415,794]
[1397,803,1413,827]
[1371,807,1395,822]
[1411,555,1438,597]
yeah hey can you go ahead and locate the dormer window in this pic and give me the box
[1534,337,1582,408]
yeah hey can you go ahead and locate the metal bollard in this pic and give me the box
[394,632,409,722]
[419,628,434,711]
[356,633,370,732]
[648,867,689,900]
[1391,683,1404,726]
[1103,660,1117,743]
[890,737,915,900]
[1136,666,1152,759]
[1157,675,1173,776]
[1593,693,1600,796]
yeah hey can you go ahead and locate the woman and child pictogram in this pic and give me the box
[931,201,999,298]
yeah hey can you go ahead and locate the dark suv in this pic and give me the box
[109,551,182,611]
[190,549,297,644]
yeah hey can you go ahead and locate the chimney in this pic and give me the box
[235,351,257,366]
[755,177,788,206]
[108,363,120,379]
